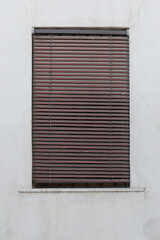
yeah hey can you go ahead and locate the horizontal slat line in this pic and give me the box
[33,76,128,80]
[33,106,129,110]
[34,62,128,66]
[33,104,129,108]
[32,122,129,126]
[33,179,129,183]
[33,147,129,152]
[34,67,128,71]
[33,103,129,107]
[33,110,129,114]
[33,126,129,131]
[33,87,128,90]
[33,37,128,40]
[34,93,128,97]
[34,172,129,176]
[34,169,129,172]
[33,152,129,155]
[33,120,129,127]
[33,112,129,116]
[33,98,129,102]
[33,46,129,50]
[33,64,129,68]
[33,124,129,128]
[34,55,128,59]
[33,153,129,158]
[34,166,129,170]
[34,45,128,49]
[33,82,128,86]
[33,91,128,95]
[33,99,129,103]
[33,116,129,120]
[34,54,128,58]
[33,77,128,80]
[34,67,128,72]
[33,149,129,153]
[33,69,128,74]
[33,159,128,163]
[34,68,128,73]
[33,83,128,87]
[33,74,128,78]
[33,36,128,39]
[33,155,129,159]
[33,172,129,176]
[33,60,128,65]
[33,138,129,143]
[33,152,129,156]
[33,91,129,96]
[33,35,128,39]
[33,132,129,136]
[33,97,128,102]
[34,58,128,62]
[33,89,128,93]
[34,69,126,73]
[34,170,129,174]
[33,178,129,182]
[33,141,129,146]
[33,40,128,44]
[33,86,128,91]
[33,162,129,167]
[33,122,129,128]
[33,147,129,151]
[33,125,129,130]
[32,135,129,140]
[32,117,129,122]
[33,146,129,151]
[34,28,127,34]
[33,38,128,42]
[33,46,128,53]
[33,80,128,84]
[33,97,128,101]
[34,44,128,49]
[33,145,129,149]
[33,39,129,45]
[34,163,129,167]
[33,35,128,40]
[33,70,128,74]
[32,118,129,122]
[33,92,128,96]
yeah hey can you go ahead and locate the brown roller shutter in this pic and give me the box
[32,28,129,188]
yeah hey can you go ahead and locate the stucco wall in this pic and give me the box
[0,0,160,239]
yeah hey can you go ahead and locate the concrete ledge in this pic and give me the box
[19,188,145,193]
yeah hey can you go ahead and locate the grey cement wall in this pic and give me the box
[0,0,160,239]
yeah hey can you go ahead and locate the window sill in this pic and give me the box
[19,188,145,193]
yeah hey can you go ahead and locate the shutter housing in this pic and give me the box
[32,28,129,188]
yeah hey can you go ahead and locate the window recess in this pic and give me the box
[32,28,130,188]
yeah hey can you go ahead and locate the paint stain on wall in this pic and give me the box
[144,218,160,240]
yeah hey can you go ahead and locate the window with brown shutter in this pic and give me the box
[32,28,129,188]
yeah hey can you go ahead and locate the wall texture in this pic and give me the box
[0,0,160,239]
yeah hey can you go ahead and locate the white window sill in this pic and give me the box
[19,188,145,193]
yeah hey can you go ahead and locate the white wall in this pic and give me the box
[0,0,160,239]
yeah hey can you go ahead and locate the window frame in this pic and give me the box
[32,28,130,188]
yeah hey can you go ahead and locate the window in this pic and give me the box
[32,28,129,188]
